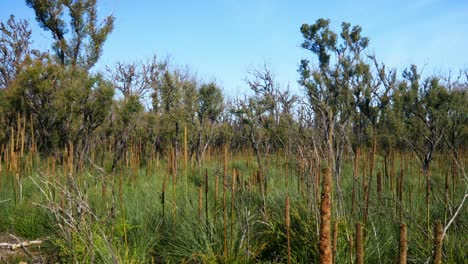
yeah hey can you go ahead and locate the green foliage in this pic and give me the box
[394,66,451,168]
[198,82,223,123]
[1,56,114,151]
[0,15,37,89]
[25,0,114,69]
[444,88,468,156]
[0,7,467,263]
[299,19,369,117]
[52,222,117,263]
[117,95,144,124]
[0,150,467,263]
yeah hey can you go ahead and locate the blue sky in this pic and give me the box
[1,0,467,97]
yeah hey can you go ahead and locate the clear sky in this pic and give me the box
[1,0,467,97]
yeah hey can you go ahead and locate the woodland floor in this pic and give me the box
[0,233,52,264]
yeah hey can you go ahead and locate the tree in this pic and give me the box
[0,15,38,89]
[351,56,393,210]
[369,59,398,180]
[195,82,224,165]
[299,19,370,180]
[442,71,468,166]
[25,0,114,70]
[152,68,198,168]
[245,65,298,153]
[396,65,449,173]
[107,55,167,100]
[232,65,296,196]
[110,94,144,171]
[394,65,451,231]
[3,56,114,153]
[299,18,372,263]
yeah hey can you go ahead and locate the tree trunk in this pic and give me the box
[250,128,265,194]
[196,129,203,166]
[424,162,431,234]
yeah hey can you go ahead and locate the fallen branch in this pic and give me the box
[424,186,467,264]
[442,192,467,239]
[0,236,43,251]
[10,234,38,260]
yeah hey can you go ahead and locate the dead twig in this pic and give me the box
[0,234,43,261]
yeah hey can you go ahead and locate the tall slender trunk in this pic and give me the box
[352,148,359,214]
[196,128,203,166]
[399,223,407,264]
[433,220,443,264]
[285,195,291,264]
[356,222,364,264]
[319,167,332,264]
[424,162,431,234]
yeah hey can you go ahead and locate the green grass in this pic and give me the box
[0,152,466,263]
